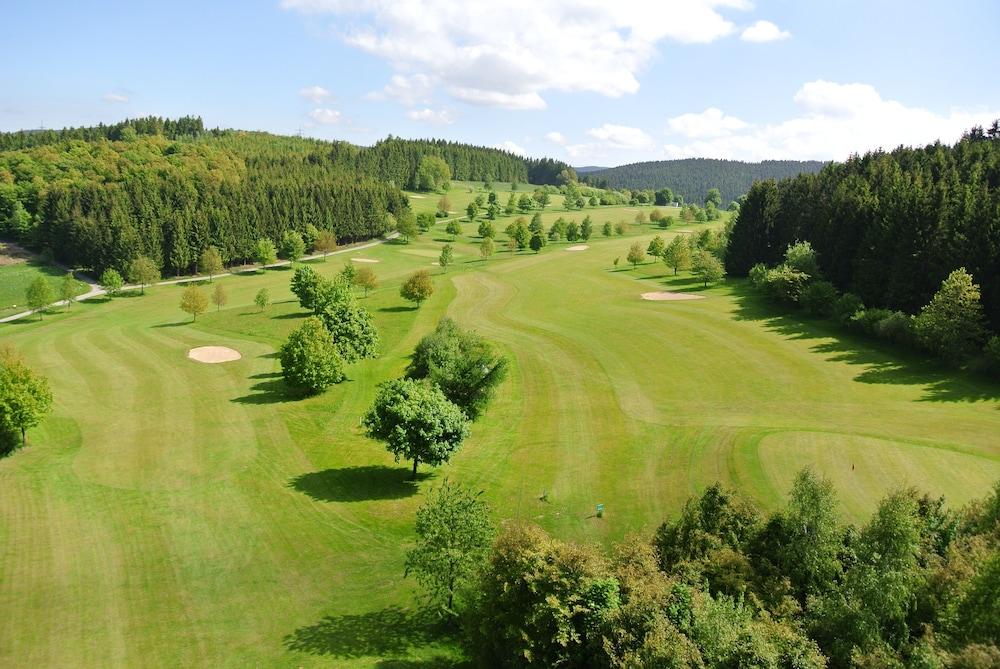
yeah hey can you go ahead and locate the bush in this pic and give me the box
[832,292,864,324]
[850,308,897,336]
[873,311,916,347]
[984,336,1000,375]
[749,263,769,287]
[761,265,810,304]
[800,281,839,317]
[279,317,345,394]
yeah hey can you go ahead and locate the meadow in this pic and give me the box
[1,188,998,667]
[0,242,86,318]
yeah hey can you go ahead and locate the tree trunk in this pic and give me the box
[21,427,26,447]
[411,458,419,480]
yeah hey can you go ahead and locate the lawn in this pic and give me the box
[1,196,998,667]
[0,246,86,317]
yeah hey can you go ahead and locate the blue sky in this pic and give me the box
[3,0,999,165]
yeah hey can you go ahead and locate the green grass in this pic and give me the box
[0,257,84,317]
[1,193,998,667]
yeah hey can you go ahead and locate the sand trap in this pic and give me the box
[188,346,242,363]
[409,194,427,199]
[350,258,380,263]
[565,244,589,252]
[641,291,706,302]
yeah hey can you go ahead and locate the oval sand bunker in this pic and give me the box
[641,291,706,301]
[565,244,589,251]
[350,257,380,263]
[188,346,242,363]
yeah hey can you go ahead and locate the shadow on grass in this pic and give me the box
[376,658,469,669]
[380,305,417,313]
[231,378,290,404]
[152,321,189,328]
[273,311,310,320]
[249,371,281,380]
[731,282,1000,404]
[284,606,448,659]
[290,465,429,502]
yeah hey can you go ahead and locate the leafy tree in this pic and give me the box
[533,190,550,208]
[510,220,530,249]
[99,268,124,297]
[692,250,725,286]
[316,286,380,363]
[0,346,53,450]
[354,266,378,297]
[479,237,495,261]
[445,220,462,240]
[59,273,80,309]
[254,238,277,268]
[439,244,454,271]
[466,202,479,221]
[436,195,452,217]
[504,192,517,215]
[580,216,593,241]
[254,287,270,312]
[314,230,337,258]
[565,220,579,242]
[303,223,320,251]
[705,187,722,208]
[279,230,306,263]
[279,316,345,394]
[914,268,987,360]
[212,283,227,311]
[128,256,160,294]
[417,155,452,191]
[784,241,820,277]
[627,242,646,268]
[198,246,224,281]
[396,210,419,243]
[362,378,470,478]
[615,221,627,235]
[416,211,436,232]
[634,211,647,225]
[529,213,544,234]
[602,221,613,237]
[401,269,434,307]
[663,236,692,275]
[340,262,357,285]
[529,231,545,253]
[179,284,209,321]
[290,266,322,311]
[405,479,495,615]
[649,208,663,224]
[780,468,843,601]
[26,277,54,318]
[486,202,501,220]
[477,221,495,239]
[646,235,666,258]
[406,317,508,419]
[517,194,534,213]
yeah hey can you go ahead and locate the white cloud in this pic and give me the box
[308,108,342,124]
[103,93,129,103]
[494,140,527,156]
[661,80,1000,161]
[668,107,749,138]
[368,73,434,106]
[563,124,654,161]
[299,85,332,103]
[545,131,567,145]
[586,124,654,149]
[740,20,790,42]
[281,0,759,109]
[407,108,455,124]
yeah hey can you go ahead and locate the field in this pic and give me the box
[0,242,86,318]
[1,190,999,667]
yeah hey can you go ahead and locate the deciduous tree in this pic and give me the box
[179,284,208,321]
[99,268,124,297]
[401,269,434,307]
[198,246,224,281]
[279,316,345,394]
[26,277,54,318]
[128,256,160,294]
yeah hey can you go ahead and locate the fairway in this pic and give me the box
[1,206,999,667]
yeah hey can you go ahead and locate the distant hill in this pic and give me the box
[581,158,827,205]
[573,165,610,173]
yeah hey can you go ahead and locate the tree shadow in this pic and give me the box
[290,466,430,502]
[249,371,281,380]
[380,305,417,313]
[283,606,441,659]
[152,321,188,328]
[273,311,309,320]
[231,378,291,404]
[731,284,1000,404]
[376,658,470,669]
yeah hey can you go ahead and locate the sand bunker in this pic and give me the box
[350,258,380,263]
[641,291,706,302]
[408,194,427,199]
[188,346,242,363]
[565,244,589,252]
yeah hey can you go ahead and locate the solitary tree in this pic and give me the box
[254,238,278,269]
[478,221,496,239]
[580,216,593,241]
[354,266,378,297]
[128,256,160,294]
[290,266,323,311]
[279,231,306,263]
[692,249,725,286]
[406,480,495,615]
[602,221,613,237]
[59,273,80,309]
[303,223,320,251]
[646,235,666,258]
[26,277,54,319]
[913,267,987,360]
[401,269,434,307]
[179,284,209,321]
[615,221,627,236]
[445,220,462,240]
[254,287,271,313]
[279,316,345,394]
[396,210,419,243]
[362,378,470,479]
[529,231,545,253]
[626,242,646,269]
[705,187,722,208]
[436,195,452,217]
[198,246,224,281]
[314,230,338,258]
[212,283,228,312]
[417,155,451,191]
[99,268,124,297]
[479,237,495,261]
[438,244,454,271]
[466,202,479,222]
[663,236,692,275]
[0,346,53,450]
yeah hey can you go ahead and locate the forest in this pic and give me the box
[725,125,1000,331]
[581,158,826,205]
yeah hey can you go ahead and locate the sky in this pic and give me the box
[3,0,1000,166]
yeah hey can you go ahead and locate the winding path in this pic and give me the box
[0,233,399,324]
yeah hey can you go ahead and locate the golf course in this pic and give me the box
[1,185,998,667]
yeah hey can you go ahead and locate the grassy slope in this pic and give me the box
[0,192,998,667]
[0,259,86,317]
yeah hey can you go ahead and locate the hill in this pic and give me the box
[582,157,827,204]
[573,165,610,173]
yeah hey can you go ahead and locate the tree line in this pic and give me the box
[581,158,827,206]
[726,123,1000,336]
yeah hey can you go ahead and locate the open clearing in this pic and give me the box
[1,194,998,667]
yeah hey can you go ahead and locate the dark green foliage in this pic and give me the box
[406,318,508,419]
[800,281,840,317]
[317,293,379,364]
[581,158,825,204]
[279,317,346,394]
[0,346,54,450]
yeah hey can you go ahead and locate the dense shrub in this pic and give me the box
[800,280,839,317]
